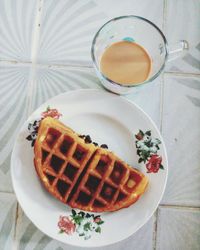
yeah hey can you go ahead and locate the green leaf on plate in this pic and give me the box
[97,220,104,225]
[145,130,151,136]
[95,227,101,233]
[78,211,85,217]
[139,130,144,136]
[138,158,143,163]
[72,209,76,216]
[86,213,91,218]
[26,135,32,141]
[84,222,91,231]
[160,164,164,170]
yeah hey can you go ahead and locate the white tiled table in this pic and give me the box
[0,0,200,249]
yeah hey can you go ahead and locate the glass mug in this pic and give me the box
[91,15,189,95]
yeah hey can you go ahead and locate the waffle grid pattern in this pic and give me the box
[34,117,148,212]
[39,127,96,203]
[69,149,140,210]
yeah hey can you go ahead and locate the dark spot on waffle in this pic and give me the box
[57,180,70,198]
[50,155,64,173]
[85,175,101,193]
[93,142,98,146]
[100,144,108,149]
[116,192,127,202]
[96,155,111,176]
[73,146,86,161]
[93,199,105,208]
[42,149,49,164]
[45,173,56,185]
[46,128,61,148]
[60,137,73,155]
[105,187,112,196]
[85,135,92,143]
[113,171,120,179]
[64,163,78,181]
[110,162,126,184]
[76,191,92,205]
[100,183,117,201]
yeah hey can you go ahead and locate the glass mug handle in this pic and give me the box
[167,40,189,62]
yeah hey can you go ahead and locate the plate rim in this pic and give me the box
[11,88,168,247]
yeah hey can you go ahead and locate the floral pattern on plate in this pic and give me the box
[135,130,164,173]
[58,209,104,240]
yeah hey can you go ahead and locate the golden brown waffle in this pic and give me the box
[34,117,148,212]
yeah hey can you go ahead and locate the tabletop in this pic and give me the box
[0,0,200,249]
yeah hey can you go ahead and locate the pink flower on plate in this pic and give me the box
[58,216,75,235]
[42,108,62,119]
[94,217,101,223]
[146,154,162,173]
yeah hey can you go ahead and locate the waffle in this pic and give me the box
[34,117,148,212]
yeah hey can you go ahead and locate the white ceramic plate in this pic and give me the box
[11,89,168,247]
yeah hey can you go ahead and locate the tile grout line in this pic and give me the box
[0,59,31,65]
[12,203,19,250]
[152,208,159,250]
[30,0,44,64]
[159,0,168,135]
[0,190,14,194]
[26,0,44,116]
[0,59,93,69]
[159,204,200,210]
[159,73,165,134]
[153,1,168,249]
[164,71,200,77]
[162,0,168,33]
